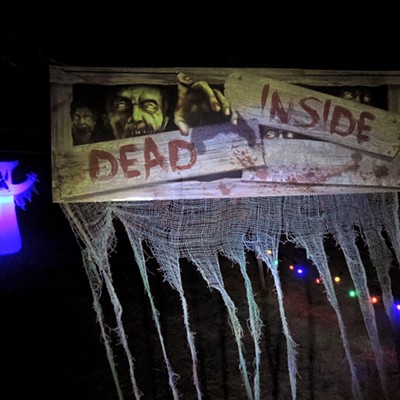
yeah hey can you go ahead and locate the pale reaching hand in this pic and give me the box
[174,72,237,136]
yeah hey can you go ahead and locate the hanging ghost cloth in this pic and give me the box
[61,192,400,400]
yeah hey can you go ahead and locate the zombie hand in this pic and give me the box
[174,72,237,136]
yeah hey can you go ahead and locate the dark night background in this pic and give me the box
[1,3,400,399]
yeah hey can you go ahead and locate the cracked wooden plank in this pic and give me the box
[53,121,263,202]
[243,139,400,188]
[225,71,400,158]
[64,178,397,202]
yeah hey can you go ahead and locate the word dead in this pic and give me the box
[88,136,197,182]
[261,84,375,142]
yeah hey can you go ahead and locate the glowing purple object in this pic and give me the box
[0,161,38,256]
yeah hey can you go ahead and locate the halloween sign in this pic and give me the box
[50,67,400,202]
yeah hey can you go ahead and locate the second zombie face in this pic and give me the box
[71,107,97,145]
[106,86,169,139]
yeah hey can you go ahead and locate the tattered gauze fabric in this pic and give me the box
[61,192,400,400]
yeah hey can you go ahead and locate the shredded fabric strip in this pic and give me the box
[61,192,400,400]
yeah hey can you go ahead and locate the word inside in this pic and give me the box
[261,84,376,143]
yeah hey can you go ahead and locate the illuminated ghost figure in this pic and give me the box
[0,161,38,256]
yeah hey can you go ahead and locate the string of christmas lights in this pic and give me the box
[264,249,400,314]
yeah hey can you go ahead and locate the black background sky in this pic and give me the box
[1,3,400,399]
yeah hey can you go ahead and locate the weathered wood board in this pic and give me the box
[243,139,400,187]
[50,66,400,87]
[225,71,400,158]
[53,122,262,201]
[67,178,398,202]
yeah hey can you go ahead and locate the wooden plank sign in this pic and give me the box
[70,178,398,202]
[225,71,400,158]
[243,139,400,188]
[54,122,263,201]
[51,67,400,202]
